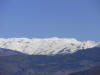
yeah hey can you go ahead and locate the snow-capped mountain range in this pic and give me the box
[0,37,100,55]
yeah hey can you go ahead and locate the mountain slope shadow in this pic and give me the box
[0,48,26,56]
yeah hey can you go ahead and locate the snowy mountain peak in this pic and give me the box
[0,37,99,55]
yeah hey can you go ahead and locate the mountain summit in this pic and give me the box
[0,37,99,55]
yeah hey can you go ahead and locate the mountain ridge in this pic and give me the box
[0,37,100,55]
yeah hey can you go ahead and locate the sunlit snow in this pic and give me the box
[0,37,99,55]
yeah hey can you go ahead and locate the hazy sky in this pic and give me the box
[0,0,100,41]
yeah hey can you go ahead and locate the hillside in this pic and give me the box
[0,47,100,75]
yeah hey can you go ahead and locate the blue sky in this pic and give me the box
[0,0,100,41]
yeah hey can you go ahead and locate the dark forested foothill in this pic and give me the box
[0,47,100,75]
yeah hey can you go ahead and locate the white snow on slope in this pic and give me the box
[0,37,99,55]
